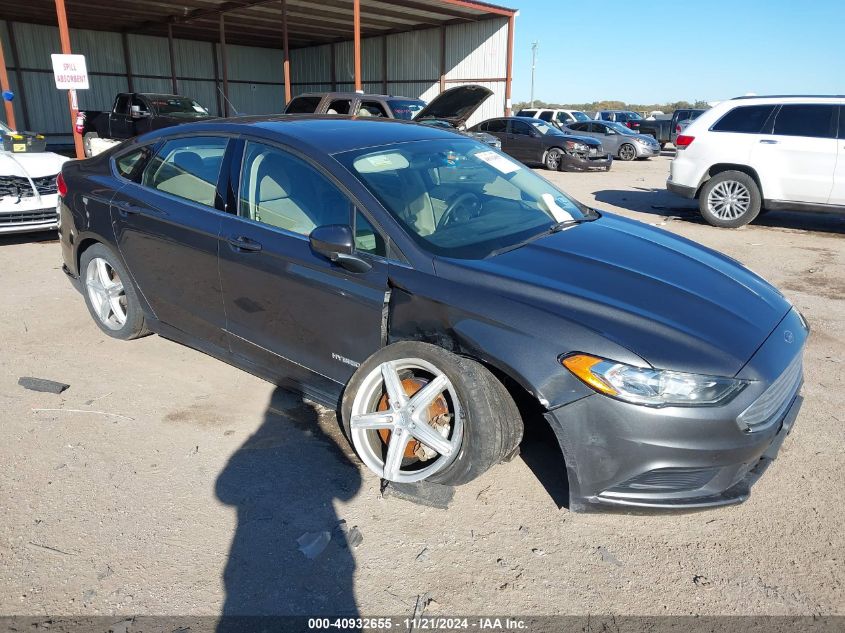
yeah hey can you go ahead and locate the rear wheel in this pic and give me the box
[83,132,99,158]
[618,143,637,161]
[544,148,563,171]
[341,342,522,486]
[80,243,148,339]
[698,170,761,228]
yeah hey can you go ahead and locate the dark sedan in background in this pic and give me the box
[57,116,805,511]
[470,116,612,171]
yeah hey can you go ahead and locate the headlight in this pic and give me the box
[561,354,748,407]
[634,137,649,144]
[564,140,588,151]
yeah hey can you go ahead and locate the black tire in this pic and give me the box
[79,243,149,340]
[341,341,523,486]
[83,132,98,158]
[544,148,563,171]
[698,170,761,228]
[618,143,636,161]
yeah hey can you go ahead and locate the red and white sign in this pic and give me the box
[50,54,89,90]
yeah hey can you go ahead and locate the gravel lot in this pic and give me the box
[1,154,842,618]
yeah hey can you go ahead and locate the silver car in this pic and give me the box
[564,120,661,161]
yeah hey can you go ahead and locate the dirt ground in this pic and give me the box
[0,154,843,618]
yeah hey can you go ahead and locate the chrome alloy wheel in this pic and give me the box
[349,358,463,483]
[707,180,751,220]
[619,143,636,161]
[545,149,562,170]
[85,257,127,330]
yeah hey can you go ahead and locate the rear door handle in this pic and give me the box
[759,139,779,145]
[115,201,144,215]
[227,235,262,252]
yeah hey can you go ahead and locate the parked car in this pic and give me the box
[470,117,612,171]
[667,95,845,227]
[637,109,706,148]
[594,110,643,132]
[515,108,591,127]
[285,85,500,147]
[57,115,807,511]
[76,93,213,157]
[564,120,660,160]
[670,109,706,147]
[0,121,68,234]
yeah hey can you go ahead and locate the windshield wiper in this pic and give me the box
[484,216,597,259]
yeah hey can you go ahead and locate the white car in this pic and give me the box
[515,108,591,128]
[0,122,69,235]
[667,95,844,227]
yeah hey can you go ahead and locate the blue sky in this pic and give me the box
[509,0,845,104]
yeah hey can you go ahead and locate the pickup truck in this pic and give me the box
[637,109,706,148]
[75,93,213,157]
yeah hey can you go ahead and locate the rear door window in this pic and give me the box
[712,105,777,134]
[771,104,836,139]
[357,101,388,117]
[538,111,553,122]
[285,96,322,114]
[142,136,228,207]
[568,122,588,132]
[511,120,533,136]
[485,119,507,133]
[327,99,352,115]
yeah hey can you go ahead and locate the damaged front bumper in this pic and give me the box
[561,151,612,171]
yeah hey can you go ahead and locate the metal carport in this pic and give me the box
[0,0,517,158]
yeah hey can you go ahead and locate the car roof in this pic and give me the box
[294,92,421,101]
[731,94,845,100]
[139,114,463,155]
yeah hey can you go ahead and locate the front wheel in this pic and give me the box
[341,342,523,486]
[698,170,761,228]
[544,148,563,171]
[83,132,99,158]
[618,143,637,161]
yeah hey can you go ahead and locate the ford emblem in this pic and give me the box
[784,330,794,344]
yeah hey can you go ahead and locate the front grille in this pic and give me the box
[737,354,803,432]
[610,467,717,493]
[0,209,57,225]
[0,175,57,199]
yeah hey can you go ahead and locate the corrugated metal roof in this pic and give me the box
[0,0,516,50]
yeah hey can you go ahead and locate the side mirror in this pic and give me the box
[131,105,150,119]
[309,224,372,273]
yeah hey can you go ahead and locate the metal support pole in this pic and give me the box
[167,22,178,95]
[281,0,291,104]
[353,0,362,92]
[121,32,134,92]
[529,40,537,109]
[505,14,515,116]
[0,31,17,129]
[439,25,446,94]
[54,0,85,159]
[220,14,229,116]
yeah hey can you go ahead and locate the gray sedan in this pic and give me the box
[564,120,661,160]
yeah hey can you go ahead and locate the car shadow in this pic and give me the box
[215,386,362,629]
[594,188,845,234]
[0,232,59,246]
[518,409,570,510]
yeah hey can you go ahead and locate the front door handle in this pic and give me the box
[759,139,779,145]
[227,235,263,252]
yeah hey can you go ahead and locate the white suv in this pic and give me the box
[515,108,591,127]
[667,95,844,227]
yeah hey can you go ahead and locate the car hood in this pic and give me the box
[0,150,68,178]
[557,133,601,147]
[414,85,493,127]
[435,213,791,377]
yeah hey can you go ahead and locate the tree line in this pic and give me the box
[512,99,711,114]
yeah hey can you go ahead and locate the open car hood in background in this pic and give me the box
[413,84,493,127]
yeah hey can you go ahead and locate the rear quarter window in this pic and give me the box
[285,96,322,114]
[711,105,777,133]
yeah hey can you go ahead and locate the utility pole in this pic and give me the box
[529,41,538,108]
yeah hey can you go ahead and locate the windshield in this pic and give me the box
[148,96,209,118]
[528,119,565,136]
[339,138,595,259]
[606,121,638,135]
[569,111,590,122]
[388,99,426,120]
[618,111,642,121]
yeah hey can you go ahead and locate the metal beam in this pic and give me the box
[121,31,134,92]
[6,23,30,130]
[54,0,84,159]
[439,24,446,94]
[353,0,361,92]
[281,0,291,104]
[167,22,178,94]
[0,29,17,130]
[219,14,229,116]
[505,12,514,116]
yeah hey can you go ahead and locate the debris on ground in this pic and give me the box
[415,547,430,562]
[531,548,546,557]
[597,545,622,566]
[335,520,363,549]
[18,377,70,394]
[297,531,332,560]
[693,574,712,588]
[381,479,454,509]
[411,592,435,619]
